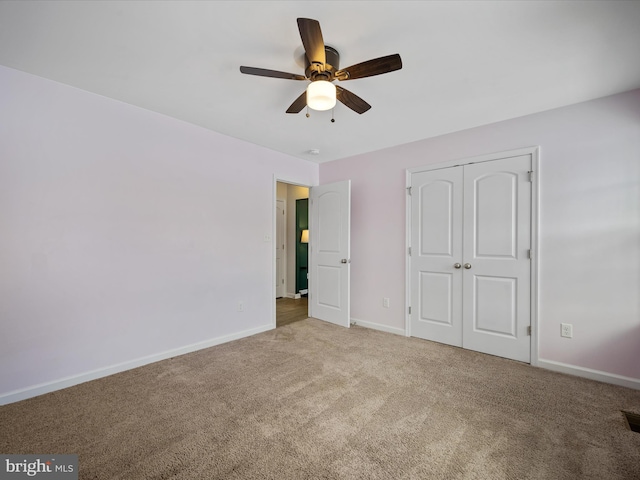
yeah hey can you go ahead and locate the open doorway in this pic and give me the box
[275,181,309,327]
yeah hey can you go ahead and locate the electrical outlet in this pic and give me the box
[383,297,390,308]
[237,301,244,312]
[561,323,573,338]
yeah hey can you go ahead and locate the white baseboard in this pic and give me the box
[537,359,640,390]
[0,323,274,406]
[346,324,640,390]
[351,318,405,336]
[7,326,635,406]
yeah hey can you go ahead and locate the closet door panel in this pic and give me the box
[462,155,532,363]
[410,167,463,346]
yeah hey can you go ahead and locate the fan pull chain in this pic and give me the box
[331,108,335,123]
[306,106,310,118]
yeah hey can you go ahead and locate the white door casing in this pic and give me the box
[409,150,535,363]
[275,199,285,298]
[310,180,351,328]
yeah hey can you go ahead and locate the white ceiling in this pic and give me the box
[1,1,639,163]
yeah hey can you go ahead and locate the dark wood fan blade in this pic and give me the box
[286,91,307,114]
[297,18,326,65]
[240,66,306,81]
[336,86,371,114]
[335,54,402,81]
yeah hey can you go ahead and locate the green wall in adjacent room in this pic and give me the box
[296,198,308,294]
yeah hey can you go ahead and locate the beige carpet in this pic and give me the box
[1,318,639,479]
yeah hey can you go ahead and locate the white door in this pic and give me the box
[410,155,532,362]
[309,180,351,327]
[462,156,531,362]
[410,166,463,346]
[275,199,285,298]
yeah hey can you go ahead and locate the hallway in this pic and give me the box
[276,297,308,328]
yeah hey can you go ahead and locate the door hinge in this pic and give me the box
[407,186,412,195]
[527,249,532,259]
[408,246,412,256]
[527,326,532,336]
[528,171,534,182]
[408,306,412,315]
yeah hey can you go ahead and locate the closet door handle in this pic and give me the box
[454,263,462,269]
[464,263,472,269]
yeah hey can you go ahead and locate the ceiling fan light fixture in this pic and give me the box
[306,80,336,111]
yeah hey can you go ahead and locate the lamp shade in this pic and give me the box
[300,229,309,243]
[306,80,336,111]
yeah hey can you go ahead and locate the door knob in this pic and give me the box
[454,263,462,269]
[464,263,472,269]
[341,259,348,264]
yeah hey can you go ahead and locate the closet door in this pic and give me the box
[410,154,532,363]
[410,167,463,346]
[462,155,531,362]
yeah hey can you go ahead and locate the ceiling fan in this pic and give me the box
[240,18,402,115]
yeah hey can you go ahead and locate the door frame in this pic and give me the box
[275,199,286,299]
[405,146,540,366]
[272,176,312,328]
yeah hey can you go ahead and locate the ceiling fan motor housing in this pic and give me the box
[305,46,340,82]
